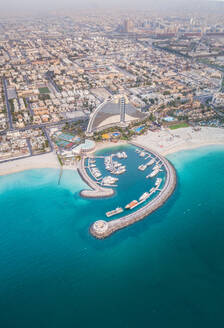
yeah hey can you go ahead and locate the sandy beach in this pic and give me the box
[94,127,224,156]
[134,126,224,156]
[0,152,60,176]
[0,127,224,177]
[93,140,128,152]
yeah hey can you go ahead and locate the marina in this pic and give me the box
[90,143,176,239]
[77,142,176,238]
[138,158,156,171]
[77,158,114,198]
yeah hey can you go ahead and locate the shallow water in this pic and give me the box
[0,145,224,327]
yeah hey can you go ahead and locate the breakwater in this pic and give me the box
[78,158,115,198]
[89,142,177,239]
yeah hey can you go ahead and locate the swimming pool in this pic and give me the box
[135,126,145,133]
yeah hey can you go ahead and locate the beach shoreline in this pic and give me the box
[0,127,224,177]
[135,126,224,156]
[162,141,224,156]
[0,152,61,177]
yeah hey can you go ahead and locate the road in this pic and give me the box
[42,127,54,152]
[25,98,34,116]
[26,138,33,156]
[2,77,13,130]
[45,73,60,93]
[0,116,88,136]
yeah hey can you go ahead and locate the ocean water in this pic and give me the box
[0,145,224,328]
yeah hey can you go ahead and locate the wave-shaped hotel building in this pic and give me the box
[86,95,146,136]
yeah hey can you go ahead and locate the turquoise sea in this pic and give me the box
[0,145,224,328]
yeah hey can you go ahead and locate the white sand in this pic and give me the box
[134,127,224,156]
[94,127,224,156]
[93,140,127,152]
[1,127,224,177]
[0,152,60,176]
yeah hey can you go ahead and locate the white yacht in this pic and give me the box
[139,192,150,202]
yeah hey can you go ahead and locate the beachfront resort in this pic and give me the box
[1,14,224,237]
[2,10,224,328]
[1,93,224,237]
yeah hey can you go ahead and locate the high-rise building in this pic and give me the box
[120,96,126,123]
[124,19,133,33]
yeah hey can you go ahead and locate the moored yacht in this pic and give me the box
[139,192,150,202]
[106,207,123,218]
[125,200,138,210]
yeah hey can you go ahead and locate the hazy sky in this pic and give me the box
[0,0,223,14]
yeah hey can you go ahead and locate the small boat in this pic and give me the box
[139,192,150,202]
[130,201,140,210]
[122,152,128,158]
[149,169,160,178]
[125,200,138,210]
[106,207,123,218]
[155,178,162,187]
[138,164,147,171]
[148,158,155,166]
[101,176,119,186]
[139,151,146,157]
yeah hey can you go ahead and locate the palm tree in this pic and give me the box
[75,155,82,162]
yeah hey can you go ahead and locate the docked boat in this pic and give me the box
[148,158,155,166]
[125,200,138,210]
[113,166,126,175]
[139,192,150,202]
[130,201,140,209]
[106,207,123,218]
[138,164,147,171]
[101,176,119,186]
[149,169,160,178]
[152,164,160,170]
[155,178,162,188]
[139,151,146,157]
[116,152,127,159]
[114,162,122,168]
[91,167,102,179]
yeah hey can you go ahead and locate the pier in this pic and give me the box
[58,166,63,185]
[89,142,177,239]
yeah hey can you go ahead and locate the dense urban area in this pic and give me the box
[1,10,224,164]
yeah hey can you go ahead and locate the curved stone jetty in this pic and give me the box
[78,157,115,198]
[90,142,177,239]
